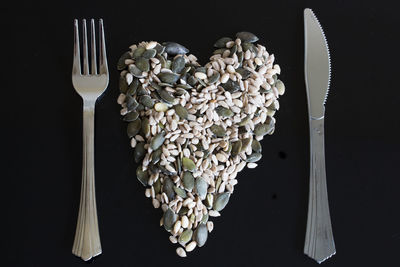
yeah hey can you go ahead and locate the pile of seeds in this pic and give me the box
[117,32,285,257]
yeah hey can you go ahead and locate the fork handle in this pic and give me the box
[304,118,336,263]
[72,101,102,261]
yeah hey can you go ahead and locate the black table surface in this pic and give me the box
[3,0,400,266]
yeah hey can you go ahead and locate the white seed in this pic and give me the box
[254,57,263,66]
[173,220,182,235]
[146,41,157,49]
[145,188,151,198]
[226,65,235,74]
[209,210,221,217]
[169,235,178,244]
[130,138,137,148]
[185,241,197,252]
[220,73,230,83]
[181,216,189,228]
[195,72,207,80]
[176,247,187,257]
[125,73,133,85]
[207,221,214,232]
[152,198,160,209]
[117,93,126,105]
[247,162,258,168]
[216,153,227,163]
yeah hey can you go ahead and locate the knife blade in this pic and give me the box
[303,8,336,263]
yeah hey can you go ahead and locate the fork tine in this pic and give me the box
[73,19,81,75]
[90,19,97,75]
[98,19,108,75]
[82,19,89,75]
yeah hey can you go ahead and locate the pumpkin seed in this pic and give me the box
[215,106,234,117]
[239,115,251,126]
[179,229,193,245]
[135,57,150,72]
[237,51,244,65]
[149,163,160,174]
[127,78,139,95]
[241,42,253,52]
[236,67,251,79]
[158,72,180,84]
[142,48,156,59]
[174,186,187,198]
[207,72,220,84]
[127,119,141,138]
[174,104,188,120]
[213,48,226,55]
[210,125,226,137]
[254,121,275,136]
[163,208,177,231]
[201,213,209,224]
[214,37,232,48]
[182,171,195,191]
[134,141,145,163]
[119,76,128,93]
[229,44,237,56]
[187,75,198,87]
[151,148,162,164]
[132,46,145,59]
[231,140,242,157]
[194,223,208,247]
[136,85,149,96]
[236,31,259,43]
[123,111,139,122]
[139,95,154,108]
[182,157,196,172]
[213,192,230,211]
[177,83,192,90]
[150,81,162,90]
[128,64,144,78]
[155,44,165,54]
[157,88,175,104]
[141,117,150,137]
[154,102,168,112]
[171,56,185,74]
[117,51,131,70]
[251,139,262,153]
[195,177,208,200]
[205,193,213,208]
[157,54,167,68]
[154,178,161,194]
[246,152,262,163]
[150,132,165,150]
[221,79,240,93]
[241,138,252,152]
[163,177,175,200]
[164,42,189,55]
[178,207,189,216]
[176,157,182,174]
[158,82,173,87]
[136,166,148,186]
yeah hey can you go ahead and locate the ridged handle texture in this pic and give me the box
[304,118,336,263]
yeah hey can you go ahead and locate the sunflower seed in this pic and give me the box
[154,102,169,112]
[185,241,197,252]
[176,247,187,257]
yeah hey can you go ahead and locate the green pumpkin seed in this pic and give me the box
[132,46,145,59]
[154,178,161,194]
[201,213,209,224]
[119,76,128,93]
[136,85,149,96]
[125,96,139,111]
[134,142,145,163]
[213,192,230,211]
[177,83,192,90]
[246,152,262,163]
[158,82,173,87]
[241,42,253,52]
[241,138,252,152]
[127,78,139,95]
[251,139,262,153]
[254,121,275,136]
[236,31,259,43]
[136,103,145,112]
[221,79,240,93]
[237,51,244,65]
[139,95,154,108]
[196,67,206,73]
[205,193,213,208]
[135,57,150,72]
[215,177,222,192]
[127,119,141,138]
[164,42,189,55]
[178,207,189,216]
[149,163,160,174]
[187,75,198,87]
[194,223,208,247]
[157,88,175,104]
[174,104,188,120]
[229,44,238,56]
[163,177,175,200]
[128,64,144,78]
[136,166,148,186]
[142,48,156,59]
[207,72,220,84]
[214,37,232,48]
[231,140,242,157]
[236,67,251,79]
[189,214,196,224]
[182,171,195,191]
[163,208,177,231]
[157,54,167,68]
[171,56,185,74]
[179,229,193,245]
[117,51,131,70]
[226,142,232,154]
[123,111,139,122]
[158,72,180,84]
[182,157,196,172]
[215,106,234,117]
[155,44,165,54]
[239,115,251,126]
[174,186,187,198]
[210,125,226,137]
[151,148,162,164]
[238,126,248,134]
[176,157,182,175]
[141,117,150,137]
[195,178,208,200]
[213,48,226,55]
[150,81,162,90]
[150,132,165,150]
[165,60,172,69]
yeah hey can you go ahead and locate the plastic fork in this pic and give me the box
[71,18,109,261]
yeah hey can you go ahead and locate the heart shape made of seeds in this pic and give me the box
[116,32,285,257]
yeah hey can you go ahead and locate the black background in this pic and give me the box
[3,0,400,266]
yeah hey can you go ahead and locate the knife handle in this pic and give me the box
[304,118,336,263]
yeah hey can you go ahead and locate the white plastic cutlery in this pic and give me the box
[303,8,336,263]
